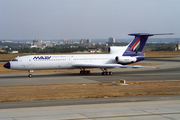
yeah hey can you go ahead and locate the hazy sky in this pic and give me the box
[1,0,180,39]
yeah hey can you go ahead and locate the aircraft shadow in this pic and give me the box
[0,72,104,79]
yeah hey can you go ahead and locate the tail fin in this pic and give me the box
[126,33,173,53]
[123,33,173,61]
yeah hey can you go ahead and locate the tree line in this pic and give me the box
[2,45,86,53]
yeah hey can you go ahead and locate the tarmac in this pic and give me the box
[0,57,180,120]
[0,95,180,120]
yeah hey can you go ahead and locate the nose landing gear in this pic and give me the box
[28,70,34,78]
[28,74,32,78]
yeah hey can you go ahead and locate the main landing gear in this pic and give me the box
[101,68,113,75]
[80,68,90,74]
[79,68,113,75]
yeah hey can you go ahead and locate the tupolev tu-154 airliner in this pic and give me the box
[4,33,173,77]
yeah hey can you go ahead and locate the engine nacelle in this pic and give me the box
[115,56,137,64]
[108,46,127,54]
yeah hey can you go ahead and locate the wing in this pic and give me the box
[72,63,159,69]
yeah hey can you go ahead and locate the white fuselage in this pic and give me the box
[10,54,117,70]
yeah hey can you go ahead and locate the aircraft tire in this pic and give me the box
[28,74,32,78]
[80,71,85,74]
[109,72,113,75]
[80,71,91,74]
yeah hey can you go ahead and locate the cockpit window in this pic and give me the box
[11,58,18,61]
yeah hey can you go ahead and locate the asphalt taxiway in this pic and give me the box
[0,57,180,86]
[0,95,180,120]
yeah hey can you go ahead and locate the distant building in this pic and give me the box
[45,41,53,47]
[33,38,42,47]
[58,40,63,45]
[2,40,13,43]
[30,45,38,48]
[80,39,91,45]
[59,39,74,45]
[175,44,180,51]
[92,43,96,46]
[8,51,18,54]
[67,40,74,44]
[80,39,86,44]
[87,39,91,44]
[108,37,115,43]
[97,42,102,45]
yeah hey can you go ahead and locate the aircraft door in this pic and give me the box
[68,56,72,64]
[28,58,32,65]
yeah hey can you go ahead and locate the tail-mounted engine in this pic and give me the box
[115,56,137,64]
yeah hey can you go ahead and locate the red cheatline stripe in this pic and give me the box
[130,37,140,51]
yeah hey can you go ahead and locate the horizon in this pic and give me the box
[1,38,179,44]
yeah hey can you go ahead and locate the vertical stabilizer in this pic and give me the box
[123,33,173,61]
[124,33,173,54]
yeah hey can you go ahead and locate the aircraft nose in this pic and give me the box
[4,62,10,69]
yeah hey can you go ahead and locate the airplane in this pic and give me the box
[3,33,173,77]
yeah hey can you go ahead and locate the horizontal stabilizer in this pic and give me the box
[128,33,174,36]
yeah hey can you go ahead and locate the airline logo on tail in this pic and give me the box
[130,37,140,51]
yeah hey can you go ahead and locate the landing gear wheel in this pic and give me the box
[80,70,90,74]
[28,74,32,78]
[109,72,113,75]
[101,71,113,75]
